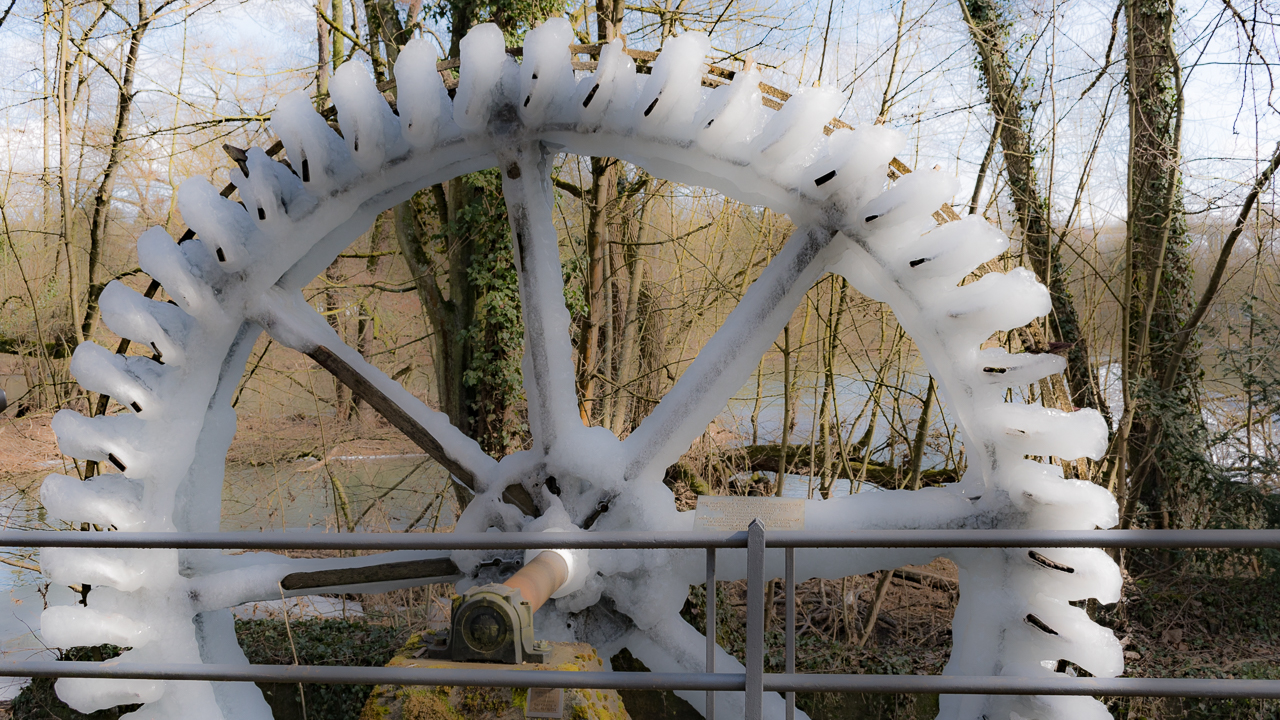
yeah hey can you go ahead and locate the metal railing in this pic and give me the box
[8,526,1280,720]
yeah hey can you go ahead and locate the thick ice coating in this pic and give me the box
[395,38,452,147]
[42,23,1123,720]
[331,61,408,172]
[518,18,577,126]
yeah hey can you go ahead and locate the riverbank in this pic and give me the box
[0,412,62,485]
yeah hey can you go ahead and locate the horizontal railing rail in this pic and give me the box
[0,662,1278,698]
[5,528,1280,550]
[10,527,1278,720]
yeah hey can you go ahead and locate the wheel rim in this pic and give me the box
[41,21,1121,720]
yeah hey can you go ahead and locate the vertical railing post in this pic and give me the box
[706,546,716,720]
[746,518,765,720]
[785,546,795,720]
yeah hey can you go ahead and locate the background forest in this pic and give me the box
[1,0,1279,717]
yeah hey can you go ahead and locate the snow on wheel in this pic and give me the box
[40,20,1122,720]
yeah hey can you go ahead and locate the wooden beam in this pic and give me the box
[281,556,460,592]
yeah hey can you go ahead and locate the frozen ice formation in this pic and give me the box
[41,21,1121,720]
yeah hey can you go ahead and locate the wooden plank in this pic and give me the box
[281,556,460,592]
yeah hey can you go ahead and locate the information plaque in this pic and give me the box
[525,687,564,718]
[692,495,806,531]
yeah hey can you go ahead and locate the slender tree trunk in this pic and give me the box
[353,215,386,417]
[577,156,614,423]
[42,3,52,223]
[750,360,764,446]
[819,277,847,498]
[56,3,81,350]
[575,0,626,425]
[330,0,344,69]
[81,2,154,343]
[960,0,1102,414]
[601,230,616,424]
[876,0,909,123]
[777,323,792,492]
[317,0,332,102]
[906,377,935,490]
[611,193,654,436]
[325,263,354,419]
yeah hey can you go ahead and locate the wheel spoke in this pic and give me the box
[497,143,582,453]
[622,225,838,481]
[251,290,519,505]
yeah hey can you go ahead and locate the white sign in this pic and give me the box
[692,496,806,531]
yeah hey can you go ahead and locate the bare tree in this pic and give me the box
[79,1,181,344]
[958,0,1105,415]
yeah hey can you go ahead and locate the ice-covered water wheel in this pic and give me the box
[39,20,1124,720]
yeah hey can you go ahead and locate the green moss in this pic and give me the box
[358,694,392,720]
[401,633,425,653]
[401,688,463,720]
[442,685,514,717]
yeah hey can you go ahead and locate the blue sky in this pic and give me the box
[1,0,1275,234]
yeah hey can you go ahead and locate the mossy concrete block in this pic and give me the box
[359,640,629,720]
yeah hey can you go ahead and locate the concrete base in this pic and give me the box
[359,639,630,720]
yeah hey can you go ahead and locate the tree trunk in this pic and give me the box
[330,0,344,69]
[960,0,1102,415]
[906,377,935,491]
[56,4,81,351]
[80,2,154,344]
[610,191,654,436]
[316,0,332,102]
[1121,0,1201,531]
[573,0,627,425]
[324,262,353,420]
[353,215,385,418]
[364,0,412,75]
[777,323,792,492]
[391,191,455,415]
[577,156,614,423]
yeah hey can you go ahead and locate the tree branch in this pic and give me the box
[314,2,384,77]
[0,556,40,574]
[1079,0,1123,99]
[0,0,16,32]
[552,176,585,199]
[1160,140,1280,390]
